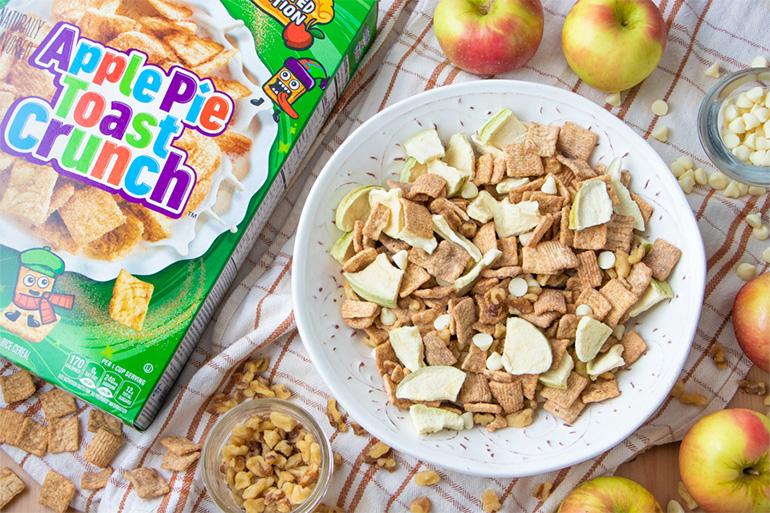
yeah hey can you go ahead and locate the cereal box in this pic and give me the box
[0,0,378,429]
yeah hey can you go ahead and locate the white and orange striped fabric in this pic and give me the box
[2,1,768,511]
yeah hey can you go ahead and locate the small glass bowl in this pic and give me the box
[697,66,770,187]
[201,398,333,513]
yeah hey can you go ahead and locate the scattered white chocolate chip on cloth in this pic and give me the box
[0,2,766,512]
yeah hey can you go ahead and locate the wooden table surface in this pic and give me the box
[1,366,767,512]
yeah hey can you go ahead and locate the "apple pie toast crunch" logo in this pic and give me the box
[0,22,236,219]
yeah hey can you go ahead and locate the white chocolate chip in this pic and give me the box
[746,212,763,229]
[743,112,761,130]
[605,92,622,107]
[380,308,397,326]
[472,333,494,351]
[749,151,767,166]
[728,117,746,134]
[732,145,751,161]
[722,132,741,149]
[757,136,770,151]
[749,186,767,195]
[612,324,626,340]
[678,169,695,194]
[736,181,750,195]
[753,225,770,240]
[651,99,669,116]
[597,251,616,269]
[667,499,686,513]
[751,56,769,68]
[518,231,534,246]
[704,62,721,78]
[693,168,708,185]
[508,277,528,297]
[754,106,770,123]
[486,351,503,371]
[575,304,593,316]
[723,104,739,122]
[723,181,742,198]
[708,171,729,190]
[674,156,694,170]
[736,262,757,281]
[433,313,451,331]
[746,86,765,102]
[735,93,754,109]
[762,246,770,264]
[461,181,479,199]
[392,249,409,270]
[745,133,757,150]
[652,125,669,142]
[540,175,557,195]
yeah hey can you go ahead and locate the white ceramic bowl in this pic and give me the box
[292,80,706,477]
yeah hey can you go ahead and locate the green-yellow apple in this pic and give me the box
[557,476,663,513]
[732,272,770,372]
[562,0,667,92]
[433,0,544,76]
[679,409,770,513]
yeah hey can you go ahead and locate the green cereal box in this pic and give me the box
[0,0,377,429]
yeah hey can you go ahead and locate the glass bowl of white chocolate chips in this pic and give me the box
[698,66,770,187]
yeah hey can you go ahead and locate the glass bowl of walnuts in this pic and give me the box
[202,398,333,513]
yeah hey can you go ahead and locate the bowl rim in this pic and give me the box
[292,79,707,477]
[697,66,770,187]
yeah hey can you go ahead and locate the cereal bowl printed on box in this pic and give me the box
[293,80,706,477]
[0,0,278,282]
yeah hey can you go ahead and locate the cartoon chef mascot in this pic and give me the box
[4,247,74,332]
[263,57,328,122]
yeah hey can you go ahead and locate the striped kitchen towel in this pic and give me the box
[1,0,767,511]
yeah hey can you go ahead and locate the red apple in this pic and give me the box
[732,272,770,372]
[433,0,544,76]
[558,476,662,513]
[679,409,770,513]
[562,0,667,92]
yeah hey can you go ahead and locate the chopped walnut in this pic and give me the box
[414,470,441,486]
[410,496,432,513]
[708,343,728,369]
[738,379,767,396]
[326,398,347,432]
[533,480,553,501]
[481,488,502,513]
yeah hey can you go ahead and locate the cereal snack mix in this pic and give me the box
[0,0,377,429]
[331,110,682,434]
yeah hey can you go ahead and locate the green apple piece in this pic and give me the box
[395,366,466,402]
[501,317,553,375]
[628,279,673,317]
[494,199,541,238]
[569,178,613,230]
[403,128,445,164]
[575,316,613,362]
[445,133,476,175]
[606,157,645,231]
[495,177,530,194]
[427,159,468,197]
[409,404,470,435]
[539,353,574,389]
[433,214,482,262]
[398,232,438,254]
[343,253,404,308]
[470,133,505,158]
[330,231,355,264]
[477,108,527,147]
[454,248,502,295]
[587,344,626,379]
[399,157,428,182]
[335,185,382,232]
[467,190,498,223]
[369,188,404,238]
[388,326,425,372]
[634,235,654,254]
